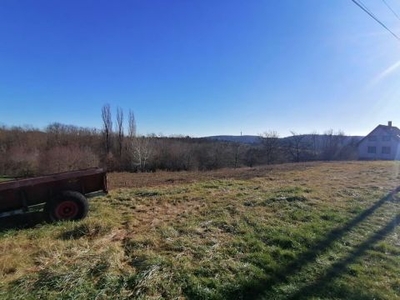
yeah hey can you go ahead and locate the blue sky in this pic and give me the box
[1,0,400,137]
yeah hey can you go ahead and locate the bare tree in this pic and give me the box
[128,109,136,139]
[287,131,308,162]
[233,143,241,168]
[101,104,113,154]
[8,145,39,177]
[116,107,124,157]
[309,131,320,160]
[244,147,259,167]
[131,136,152,171]
[39,145,99,174]
[259,131,281,164]
[45,123,63,147]
[321,129,346,160]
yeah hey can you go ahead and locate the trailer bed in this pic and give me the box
[0,168,107,221]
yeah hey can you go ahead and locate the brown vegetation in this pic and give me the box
[0,114,358,177]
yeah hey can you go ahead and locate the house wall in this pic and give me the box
[358,127,400,160]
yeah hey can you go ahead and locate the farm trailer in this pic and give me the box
[0,168,107,222]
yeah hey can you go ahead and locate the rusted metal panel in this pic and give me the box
[0,168,106,192]
[0,168,107,213]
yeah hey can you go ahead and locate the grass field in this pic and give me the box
[0,161,399,299]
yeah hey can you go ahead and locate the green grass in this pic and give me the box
[0,177,12,183]
[0,161,400,299]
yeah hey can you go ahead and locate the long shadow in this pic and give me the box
[274,190,397,274]
[288,213,400,299]
[229,189,399,299]
[0,211,46,232]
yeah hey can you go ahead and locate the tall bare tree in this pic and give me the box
[116,107,124,157]
[101,104,113,154]
[128,109,136,139]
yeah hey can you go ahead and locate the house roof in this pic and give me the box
[377,124,400,136]
[358,124,400,145]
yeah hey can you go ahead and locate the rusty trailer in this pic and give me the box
[0,168,107,222]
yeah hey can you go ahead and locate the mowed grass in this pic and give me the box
[0,161,399,299]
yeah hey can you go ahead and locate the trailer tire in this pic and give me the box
[45,191,88,222]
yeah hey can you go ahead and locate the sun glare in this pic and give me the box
[371,59,400,85]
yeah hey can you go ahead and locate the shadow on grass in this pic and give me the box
[0,211,46,232]
[288,213,400,300]
[227,189,399,300]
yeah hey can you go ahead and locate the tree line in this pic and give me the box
[0,106,359,177]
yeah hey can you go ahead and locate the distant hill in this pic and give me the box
[204,134,364,145]
[205,135,260,144]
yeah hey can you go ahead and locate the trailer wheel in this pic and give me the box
[45,191,88,222]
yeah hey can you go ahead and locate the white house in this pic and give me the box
[358,121,400,160]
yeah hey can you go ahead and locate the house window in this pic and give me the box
[382,147,391,154]
[368,146,376,154]
[368,136,377,141]
[382,136,391,141]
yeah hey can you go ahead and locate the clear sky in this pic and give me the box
[1,0,400,137]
